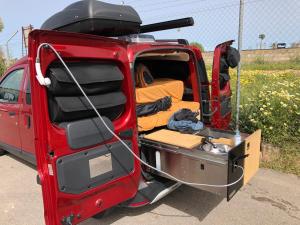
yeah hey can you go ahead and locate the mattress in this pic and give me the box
[136,78,184,104]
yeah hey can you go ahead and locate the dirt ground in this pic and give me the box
[0,153,299,225]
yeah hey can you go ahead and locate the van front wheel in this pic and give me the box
[92,211,107,219]
[0,148,6,156]
[92,208,114,219]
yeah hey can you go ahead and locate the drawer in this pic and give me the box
[140,129,261,200]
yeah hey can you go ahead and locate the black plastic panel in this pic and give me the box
[227,142,245,201]
[56,141,134,194]
[220,96,232,117]
[60,117,114,150]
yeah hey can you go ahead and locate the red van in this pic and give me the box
[0,1,261,224]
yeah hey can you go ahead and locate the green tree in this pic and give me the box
[0,18,3,32]
[0,58,6,76]
[0,17,6,76]
[259,34,266,49]
[190,42,205,52]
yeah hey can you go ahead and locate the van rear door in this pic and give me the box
[211,41,238,129]
[28,30,140,225]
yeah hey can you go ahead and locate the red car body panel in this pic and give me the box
[211,41,234,129]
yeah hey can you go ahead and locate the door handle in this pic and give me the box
[8,111,16,116]
[26,115,31,129]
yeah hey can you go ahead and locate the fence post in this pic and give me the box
[235,0,245,142]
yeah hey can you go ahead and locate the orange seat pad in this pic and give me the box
[136,78,184,104]
[144,129,204,149]
[138,100,200,132]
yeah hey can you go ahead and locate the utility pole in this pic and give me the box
[235,0,245,143]
[22,25,33,56]
[5,30,18,65]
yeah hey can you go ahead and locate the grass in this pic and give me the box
[206,57,300,71]
[261,142,300,176]
[207,60,300,176]
[242,58,300,70]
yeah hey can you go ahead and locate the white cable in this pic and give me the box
[36,43,244,188]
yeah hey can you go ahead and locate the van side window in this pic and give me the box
[26,79,31,105]
[0,69,24,103]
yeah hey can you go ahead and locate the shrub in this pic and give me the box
[231,70,300,146]
[253,56,265,65]
[0,57,6,76]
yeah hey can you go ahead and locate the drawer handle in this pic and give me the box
[8,111,16,116]
[232,154,249,164]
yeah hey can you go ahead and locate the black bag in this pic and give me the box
[226,47,240,68]
[47,62,124,96]
[48,92,126,123]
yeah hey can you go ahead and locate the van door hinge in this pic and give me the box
[61,214,74,225]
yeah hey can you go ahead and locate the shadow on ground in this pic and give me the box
[6,153,224,224]
[82,185,223,224]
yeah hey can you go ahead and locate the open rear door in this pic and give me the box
[211,40,239,129]
[28,30,140,225]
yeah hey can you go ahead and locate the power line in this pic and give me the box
[142,0,265,22]
[128,0,198,8]
[137,0,221,14]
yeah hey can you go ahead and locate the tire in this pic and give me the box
[0,148,6,156]
[92,211,107,219]
[92,208,113,219]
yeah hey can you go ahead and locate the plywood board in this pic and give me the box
[144,129,204,149]
[243,130,262,185]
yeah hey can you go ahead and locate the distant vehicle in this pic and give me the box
[277,43,287,49]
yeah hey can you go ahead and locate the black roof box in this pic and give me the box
[41,0,142,36]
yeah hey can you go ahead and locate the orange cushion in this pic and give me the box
[138,101,200,132]
[136,79,184,104]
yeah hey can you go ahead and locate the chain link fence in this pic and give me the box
[1,0,300,62]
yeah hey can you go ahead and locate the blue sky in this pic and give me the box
[0,0,299,59]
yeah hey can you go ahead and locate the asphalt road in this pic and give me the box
[0,153,299,225]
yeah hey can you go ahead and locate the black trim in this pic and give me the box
[0,141,36,165]
[196,58,210,123]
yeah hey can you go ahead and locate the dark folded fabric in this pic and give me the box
[174,108,199,123]
[136,96,172,117]
[168,109,204,133]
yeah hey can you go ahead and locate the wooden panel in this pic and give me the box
[144,129,204,149]
[243,130,261,185]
